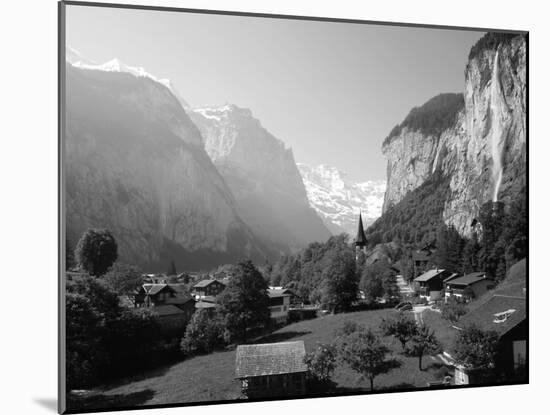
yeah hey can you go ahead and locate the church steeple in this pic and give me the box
[355,211,367,248]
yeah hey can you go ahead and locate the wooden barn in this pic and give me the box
[235,341,308,398]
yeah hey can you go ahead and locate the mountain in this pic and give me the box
[65,61,274,271]
[66,46,189,109]
[189,105,331,253]
[380,33,526,237]
[297,163,386,236]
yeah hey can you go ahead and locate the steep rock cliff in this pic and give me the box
[189,105,331,253]
[381,33,526,236]
[65,65,271,271]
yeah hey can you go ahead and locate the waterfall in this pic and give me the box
[489,49,508,202]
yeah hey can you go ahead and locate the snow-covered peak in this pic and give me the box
[297,163,386,236]
[66,46,189,108]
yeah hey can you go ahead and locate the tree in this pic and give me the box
[65,276,121,389]
[440,296,468,323]
[321,247,358,313]
[101,262,143,296]
[75,228,118,277]
[380,312,418,351]
[339,327,395,391]
[66,237,76,271]
[180,310,225,355]
[360,260,399,304]
[167,259,177,277]
[406,324,441,370]
[218,260,271,343]
[304,343,337,382]
[453,324,499,370]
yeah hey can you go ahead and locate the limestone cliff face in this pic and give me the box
[381,34,526,236]
[65,65,271,271]
[189,105,331,253]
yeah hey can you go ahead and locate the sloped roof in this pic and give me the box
[235,341,308,379]
[143,284,175,295]
[446,272,487,287]
[193,279,225,288]
[414,269,448,282]
[165,294,194,306]
[456,295,526,337]
[151,304,187,317]
[355,213,367,246]
[267,288,292,298]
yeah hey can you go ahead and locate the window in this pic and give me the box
[493,309,516,323]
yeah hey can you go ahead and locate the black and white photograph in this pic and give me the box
[59,1,527,413]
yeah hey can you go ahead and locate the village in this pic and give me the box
[66,210,527,410]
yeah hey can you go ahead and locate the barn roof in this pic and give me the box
[414,268,448,282]
[235,341,308,379]
[456,295,526,337]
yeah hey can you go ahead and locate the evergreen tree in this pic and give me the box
[218,260,271,343]
[321,247,358,313]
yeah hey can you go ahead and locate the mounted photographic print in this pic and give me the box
[59,1,528,413]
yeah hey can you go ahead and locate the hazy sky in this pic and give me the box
[66,5,483,181]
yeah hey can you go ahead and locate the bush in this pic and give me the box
[441,296,468,323]
[180,310,225,355]
[304,343,337,382]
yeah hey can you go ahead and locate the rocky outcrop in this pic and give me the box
[189,105,331,253]
[297,163,385,236]
[381,33,526,236]
[65,65,272,271]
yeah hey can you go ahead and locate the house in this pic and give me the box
[445,272,494,302]
[413,268,453,301]
[450,259,527,385]
[141,284,178,306]
[235,341,308,398]
[452,294,526,384]
[412,242,436,277]
[191,279,226,300]
[268,288,292,324]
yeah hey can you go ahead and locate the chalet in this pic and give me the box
[413,268,453,301]
[191,279,226,300]
[268,288,292,324]
[445,272,494,302]
[235,341,308,398]
[450,259,527,385]
[452,294,526,384]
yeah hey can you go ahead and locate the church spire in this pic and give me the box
[355,211,367,248]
